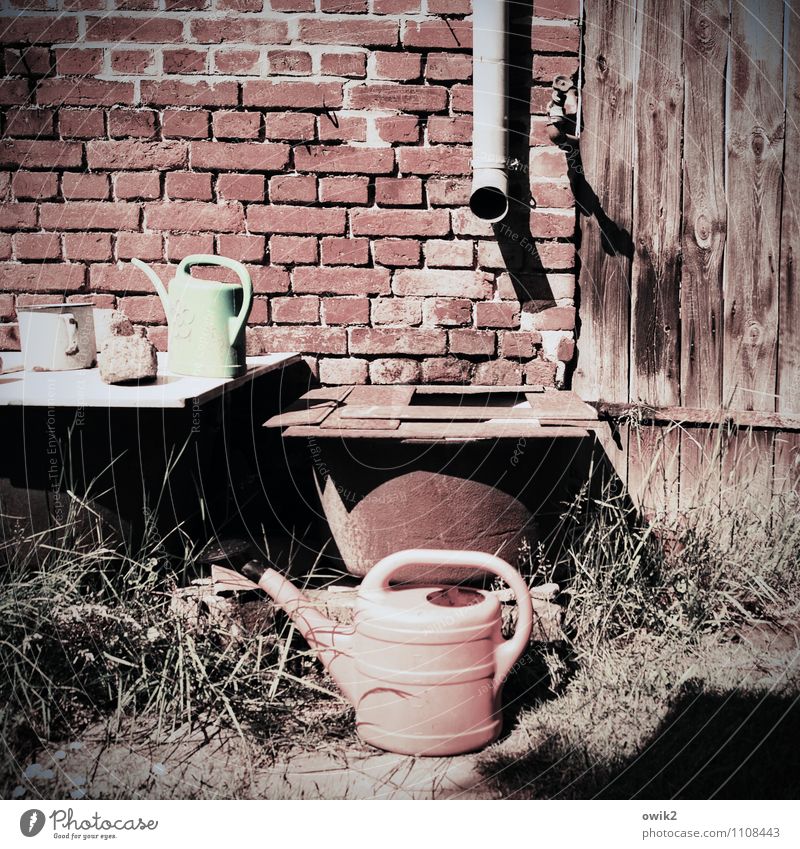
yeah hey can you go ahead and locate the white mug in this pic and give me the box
[18,303,97,371]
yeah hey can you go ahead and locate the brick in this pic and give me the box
[55,48,102,75]
[191,142,290,171]
[531,180,574,208]
[423,297,471,327]
[534,0,581,20]
[393,269,492,298]
[450,84,472,113]
[268,50,312,75]
[351,209,449,237]
[214,49,261,76]
[350,326,444,355]
[375,177,422,207]
[111,49,155,75]
[403,19,471,49]
[530,306,575,331]
[0,263,84,292]
[140,81,239,108]
[217,234,265,262]
[163,48,207,75]
[478,242,522,271]
[531,86,554,114]
[166,234,214,261]
[373,0,421,11]
[0,140,83,169]
[425,177,470,206]
[4,108,55,138]
[4,46,50,75]
[108,109,158,139]
[0,236,11,261]
[249,205,345,235]
[530,209,575,238]
[524,358,558,386]
[424,239,472,268]
[318,115,367,142]
[375,115,419,143]
[425,53,472,81]
[116,232,162,261]
[114,172,161,200]
[372,238,420,267]
[165,172,213,201]
[451,208,494,237]
[318,357,368,385]
[62,172,110,200]
[321,0,367,11]
[243,81,343,109]
[299,17,398,46]
[0,203,36,230]
[217,173,266,202]
[0,16,78,44]
[269,235,317,265]
[255,325,346,354]
[320,51,366,77]
[371,296,421,326]
[40,202,140,231]
[498,331,541,360]
[369,358,420,384]
[475,301,521,329]
[162,109,210,139]
[12,171,57,199]
[269,174,316,203]
[145,201,244,233]
[421,356,474,383]
[322,296,369,325]
[529,147,568,179]
[90,263,170,293]
[427,116,472,144]
[532,22,581,53]
[58,109,105,139]
[270,0,313,8]
[427,0,470,12]
[0,294,14,319]
[0,323,20,350]
[475,360,523,385]
[247,268,291,294]
[0,80,28,106]
[497,271,575,300]
[88,141,187,170]
[212,111,260,139]
[64,232,113,261]
[294,267,390,295]
[217,0,265,8]
[36,80,134,107]
[248,296,270,324]
[320,236,368,265]
[190,17,289,44]
[294,145,393,174]
[374,51,421,81]
[347,84,446,112]
[556,335,575,362]
[449,329,495,356]
[84,15,183,42]
[263,112,316,140]
[271,295,320,324]
[118,295,166,324]
[318,176,368,204]
[398,147,470,175]
[13,233,60,261]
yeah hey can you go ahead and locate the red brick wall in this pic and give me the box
[0,0,580,386]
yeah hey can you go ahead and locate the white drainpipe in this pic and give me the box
[470,0,508,222]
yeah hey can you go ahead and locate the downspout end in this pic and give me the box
[470,170,509,223]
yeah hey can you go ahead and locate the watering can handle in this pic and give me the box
[362,549,534,695]
[177,255,253,346]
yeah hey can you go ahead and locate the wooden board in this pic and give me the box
[300,386,354,403]
[723,0,784,412]
[679,427,722,514]
[265,400,337,427]
[319,409,400,431]
[573,0,635,403]
[630,0,683,407]
[283,423,591,441]
[773,432,800,495]
[779,8,800,415]
[680,0,728,408]
[626,425,681,518]
[413,384,541,395]
[721,429,774,515]
[344,385,415,406]
[525,391,597,419]
[339,405,543,421]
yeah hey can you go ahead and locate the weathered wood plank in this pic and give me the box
[778,7,800,415]
[679,427,722,514]
[339,405,543,421]
[720,429,774,515]
[773,432,800,494]
[630,0,684,406]
[282,424,591,440]
[593,401,800,431]
[680,0,728,408]
[319,410,400,431]
[724,0,784,411]
[573,0,635,403]
[344,385,415,406]
[626,425,681,519]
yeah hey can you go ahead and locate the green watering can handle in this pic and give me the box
[178,254,253,347]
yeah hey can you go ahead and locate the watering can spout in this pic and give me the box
[243,562,360,706]
[131,258,171,323]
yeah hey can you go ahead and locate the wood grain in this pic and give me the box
[680,0,728,408]
[723,0,784,411]
[630,0,684,406]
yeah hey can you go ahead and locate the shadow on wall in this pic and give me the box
[479,685,800,799]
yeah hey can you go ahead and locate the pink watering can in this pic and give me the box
[245,549,534,757]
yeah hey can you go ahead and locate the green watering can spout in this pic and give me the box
[131,258,171,324]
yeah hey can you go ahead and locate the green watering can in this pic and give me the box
[132,255,253,379]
